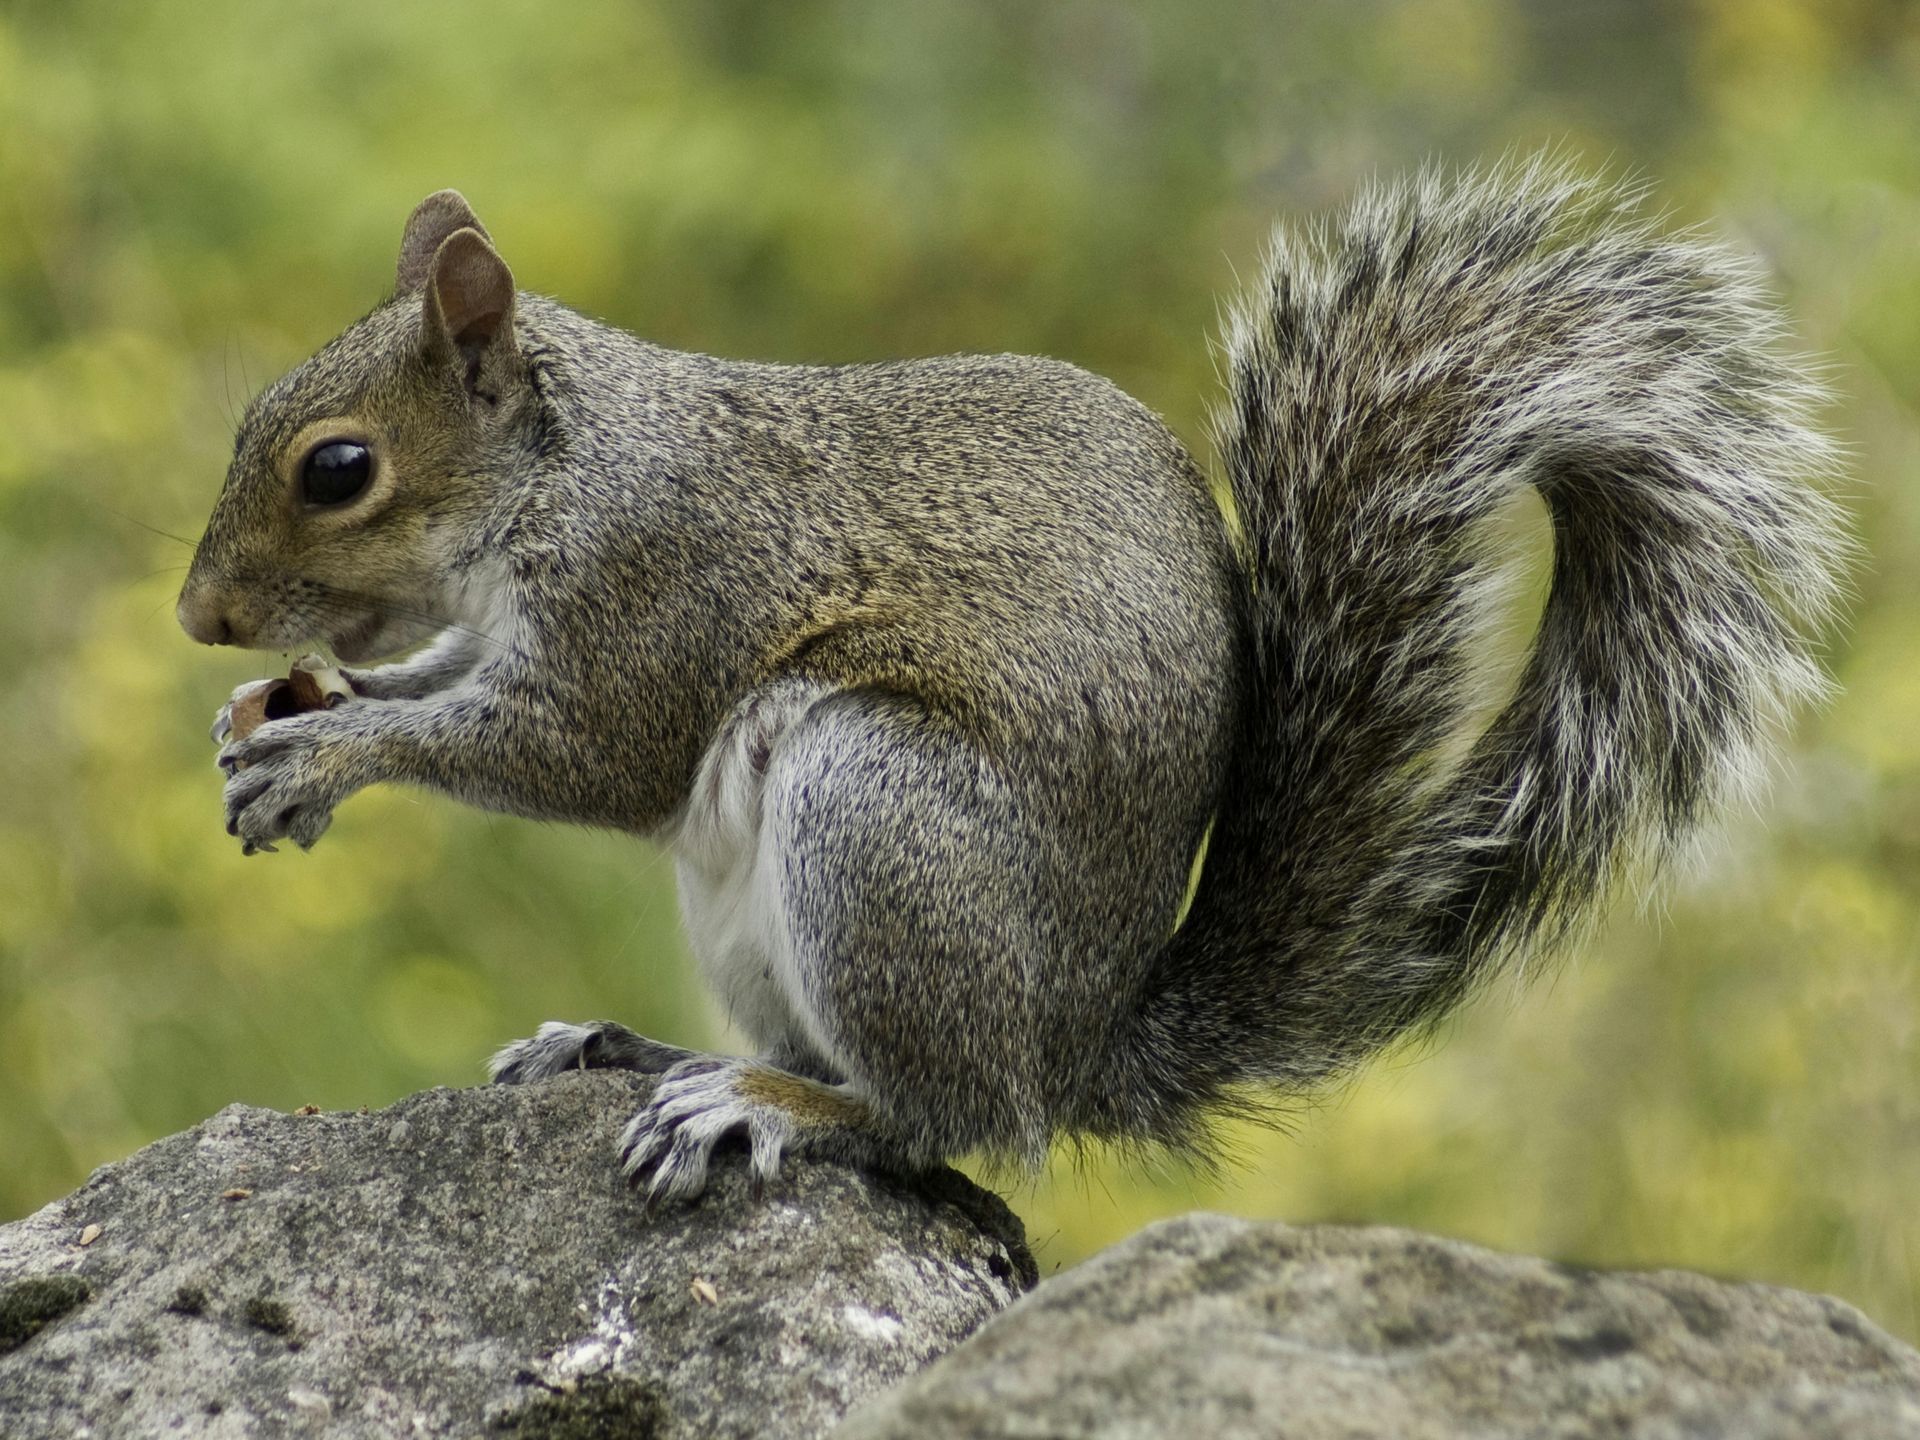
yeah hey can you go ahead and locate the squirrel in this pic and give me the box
[177,163,1846,1204]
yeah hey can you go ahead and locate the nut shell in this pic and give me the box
[227,660,354,745]
[228,679,296,743]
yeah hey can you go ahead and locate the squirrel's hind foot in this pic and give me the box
[488,1020,696,1084]
[619,1057,890,1207]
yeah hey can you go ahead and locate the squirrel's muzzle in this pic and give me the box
[177,586,237,647]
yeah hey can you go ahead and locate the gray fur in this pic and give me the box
[1103,161,1847,1148]
[178,161,1845,1196]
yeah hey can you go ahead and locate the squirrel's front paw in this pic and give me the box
[216,717,360,854]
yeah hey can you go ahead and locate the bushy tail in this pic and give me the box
[1113,161,1847,1147]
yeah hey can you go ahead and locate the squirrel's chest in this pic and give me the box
[667,683,826,1054]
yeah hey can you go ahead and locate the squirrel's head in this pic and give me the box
[178,191,530,662]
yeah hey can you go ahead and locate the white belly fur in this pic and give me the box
[667,681,831,1058]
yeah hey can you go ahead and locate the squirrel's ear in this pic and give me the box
[423,227,517,401]
[397,190,492,294]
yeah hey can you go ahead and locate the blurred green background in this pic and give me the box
[3,0,1917,1338]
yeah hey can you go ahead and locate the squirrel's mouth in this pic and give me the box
[329,612,395,664]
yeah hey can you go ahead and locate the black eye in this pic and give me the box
[301,441,372,506]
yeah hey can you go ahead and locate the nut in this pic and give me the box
[228,659,353,744]
[289,655,355,710]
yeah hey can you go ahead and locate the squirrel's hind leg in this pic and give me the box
[755,689,1056,1170]
[619,686,1060,1205]
[489,1020,697,1083]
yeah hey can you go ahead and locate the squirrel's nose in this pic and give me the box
[177,591,235,647]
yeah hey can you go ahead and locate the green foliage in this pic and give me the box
[2,0,1916,1339]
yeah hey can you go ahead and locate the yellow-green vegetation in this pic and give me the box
[2,0,1916,1339]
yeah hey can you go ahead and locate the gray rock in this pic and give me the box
[0,1071,1033,1439]
[836,1212,1920,1440]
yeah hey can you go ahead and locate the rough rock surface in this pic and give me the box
[0,1071,1034,1439]
[837,1212,1920,1440]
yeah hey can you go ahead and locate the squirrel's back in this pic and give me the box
[527,299,1239,765]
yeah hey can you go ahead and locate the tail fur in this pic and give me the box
[1114,160,1848,1148]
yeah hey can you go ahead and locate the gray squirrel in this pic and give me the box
[177,163,1845,1203]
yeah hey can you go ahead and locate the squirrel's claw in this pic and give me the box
[489,1022,602,1084]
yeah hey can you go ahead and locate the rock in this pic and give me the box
[0,1071,1034,1439]
[13,1094,1912,1440]
[836,1212,1920,1440]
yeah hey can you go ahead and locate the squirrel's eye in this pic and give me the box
[301,441,373,506]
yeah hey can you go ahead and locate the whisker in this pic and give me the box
[92,501,200,550]
[303,582,519,656]
[222,328,240,436]
[133,519,199,549]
